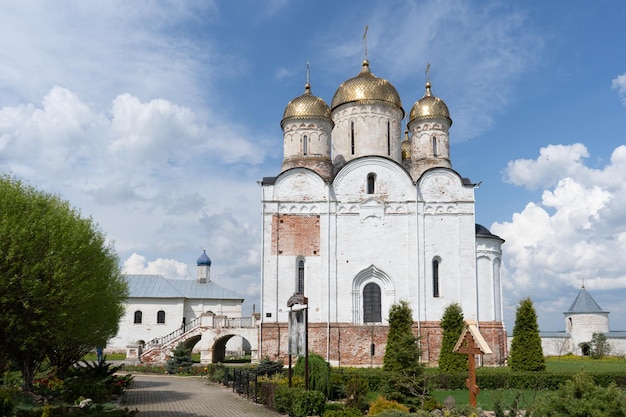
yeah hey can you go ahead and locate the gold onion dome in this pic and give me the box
[409,82,452,126]
[331,60,403,115]
[281,83,331,128]
[401,130,411,159]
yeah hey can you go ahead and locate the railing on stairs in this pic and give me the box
[146,314,258,348]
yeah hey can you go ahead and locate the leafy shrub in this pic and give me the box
[0,387,15,417]
[62,360,128,403]
[205,363,227,383]
[528,372,626,416]
[344,376,369,411]
[368,397,409,416]
[292,389,326,417]
[273,385,293,414]
[323,407,363,417]
[372,411,411,417]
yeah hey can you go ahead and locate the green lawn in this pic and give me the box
[544,355,626,372]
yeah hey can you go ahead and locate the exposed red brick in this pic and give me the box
[271,215,320,256]
[261,320,507,367]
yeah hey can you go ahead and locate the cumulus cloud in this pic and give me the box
[318,0,541,141]
[123,253,189,279]
[503,144,591,190]
[612,72,626,104]
[493,144,626,329]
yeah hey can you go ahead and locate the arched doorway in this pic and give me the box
[212,335,252,363]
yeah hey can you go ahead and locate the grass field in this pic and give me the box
[543,355,626,372]
[430,356,626,410]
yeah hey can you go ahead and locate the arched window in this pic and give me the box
[432,136,438,157]
[297,259,305,294]
[363,283,382,323]
[303,135,308,156]
[433,259,440,298]
[350,121,355,155]
[133,310,142,324]
[157,310,165,324]
[367,173,376,194]
[387,121,391,156]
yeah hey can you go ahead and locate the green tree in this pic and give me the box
[0,176,127,391]
[294,352,330,395]
[528,372,626,416]
[165,343,193,374]
[584,332,611,359]
[382,300,422,408]
[438,303,468,372]
[508,297,545,372]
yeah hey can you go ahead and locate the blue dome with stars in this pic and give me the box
[197,250,212,266]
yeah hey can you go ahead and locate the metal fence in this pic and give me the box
[223,367,258,402]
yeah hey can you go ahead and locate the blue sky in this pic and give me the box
[1,1,626,337]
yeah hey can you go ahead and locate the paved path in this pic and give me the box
[121,374,283,417]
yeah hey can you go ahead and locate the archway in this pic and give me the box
[212,335,252,363]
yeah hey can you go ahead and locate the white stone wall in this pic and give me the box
[261,157,496,329]
[107,298,184,350]
[107,296,244,351]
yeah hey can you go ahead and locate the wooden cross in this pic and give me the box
[453,321,493,408]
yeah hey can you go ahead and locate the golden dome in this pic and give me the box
[409,82,452,126]
[331,60,403,115]
[281,84,331,128]
[401,130,411,160]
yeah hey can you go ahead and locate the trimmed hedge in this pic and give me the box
[430,370,626,390]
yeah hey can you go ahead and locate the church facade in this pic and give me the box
[259,59,506,366]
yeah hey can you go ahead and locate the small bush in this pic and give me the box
[368,397,409,416]
[323,407,363,417]
[294,353,330,395]
[372,411,411,417]
[0,387,16,417]
[273,385,293,414]
[256,357,284,377]
[292,389,326,417]
[345,376,369,411]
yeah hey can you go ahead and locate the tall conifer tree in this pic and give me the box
[438,303,468,372]
[509,297,545,371]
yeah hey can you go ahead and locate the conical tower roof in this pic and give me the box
[566,286,606,313]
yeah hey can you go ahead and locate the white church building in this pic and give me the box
[107,251,246,355]
[259,59,507,367]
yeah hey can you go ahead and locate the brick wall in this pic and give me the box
[271,214,320,256]
[261,320,507,367]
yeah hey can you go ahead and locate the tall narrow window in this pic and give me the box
[433,259,440,297]
[367,173,376,194]
[432,136,438,157]
[387,121,391,156]
[363,283,382,322]
[350,121,355,155]
[157,310,165,324]
[297,259,305,294]
[303,135,308,156]
[134,310,142,324]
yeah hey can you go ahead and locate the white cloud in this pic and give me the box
[503,144,591,190]
[123,253,189,279]
[493,144,626,329]
[317,0,542,141]
[612,72,626,104]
